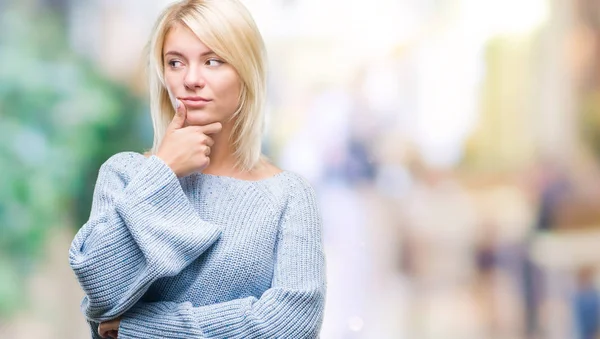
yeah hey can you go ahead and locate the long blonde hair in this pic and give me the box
[147,0,267,171]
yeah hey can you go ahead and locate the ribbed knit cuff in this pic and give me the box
[114,155,222,276]
[190,297,252,336]
[117,156,180,211]
[118,302,205,339]
[87,320,102,339]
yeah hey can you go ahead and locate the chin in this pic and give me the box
[185,110,217,126]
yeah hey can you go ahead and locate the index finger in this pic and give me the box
[200,122,223,135]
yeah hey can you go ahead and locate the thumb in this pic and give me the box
[168,99,187,131]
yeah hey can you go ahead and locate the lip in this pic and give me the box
[179,96,212,109]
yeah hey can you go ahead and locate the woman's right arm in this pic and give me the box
[69,152,222,323]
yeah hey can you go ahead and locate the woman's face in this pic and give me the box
[163,22,241,126]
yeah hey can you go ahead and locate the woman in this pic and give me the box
[68,0,326,338]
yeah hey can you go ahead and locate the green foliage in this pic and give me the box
[0,3,150,317]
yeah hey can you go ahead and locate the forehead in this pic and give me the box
[163,22,211,55]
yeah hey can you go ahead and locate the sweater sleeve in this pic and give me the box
[69,152,222,323]
[116,177,327,338]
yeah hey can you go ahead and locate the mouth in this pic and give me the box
[179,96,212,109]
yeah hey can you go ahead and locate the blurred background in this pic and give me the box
[1,0,600,338]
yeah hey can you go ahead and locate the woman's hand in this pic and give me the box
[98,318,121,338]
[156,100,222,177]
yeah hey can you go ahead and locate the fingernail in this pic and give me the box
[176,100,181,109]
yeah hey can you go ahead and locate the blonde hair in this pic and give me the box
[147,0,267,171]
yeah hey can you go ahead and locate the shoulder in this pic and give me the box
[278,171,319,210]
[280,171,315,192]
[275,171,322,231]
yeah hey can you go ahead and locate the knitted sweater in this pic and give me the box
[68,152,326,338]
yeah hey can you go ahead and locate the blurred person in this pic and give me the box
[68,1,326,338]
[573,267,600,339]
[473,222,506,338]
[343,134,377,185]
[521,160,571,338]
[534,160,570,232]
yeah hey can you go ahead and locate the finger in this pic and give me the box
[98,323,108,338]
[205,135,214,147]
[184,125,207,134]
[167,99,187,132]
[204,145,211,156]
[200,122,223,135]
[98,320,119,337]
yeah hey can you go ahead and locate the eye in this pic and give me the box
[206,58,224,67]
[167,60,183,68]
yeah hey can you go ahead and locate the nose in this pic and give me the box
[183,64,206,89]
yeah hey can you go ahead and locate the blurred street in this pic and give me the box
[2,0,600,338]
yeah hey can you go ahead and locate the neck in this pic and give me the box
[202,121,239,175]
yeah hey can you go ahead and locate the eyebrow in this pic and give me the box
[163,50,217,58]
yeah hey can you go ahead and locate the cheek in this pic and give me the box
[223,76,241,106]
[223,84,241,113]
[164,72,179,92]
[164,73,180,107]
[227,81,241,105]
[211,72,241,109]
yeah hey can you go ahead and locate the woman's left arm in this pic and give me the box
[116,182,327,339]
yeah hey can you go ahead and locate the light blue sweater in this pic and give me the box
[69,152,326,338]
